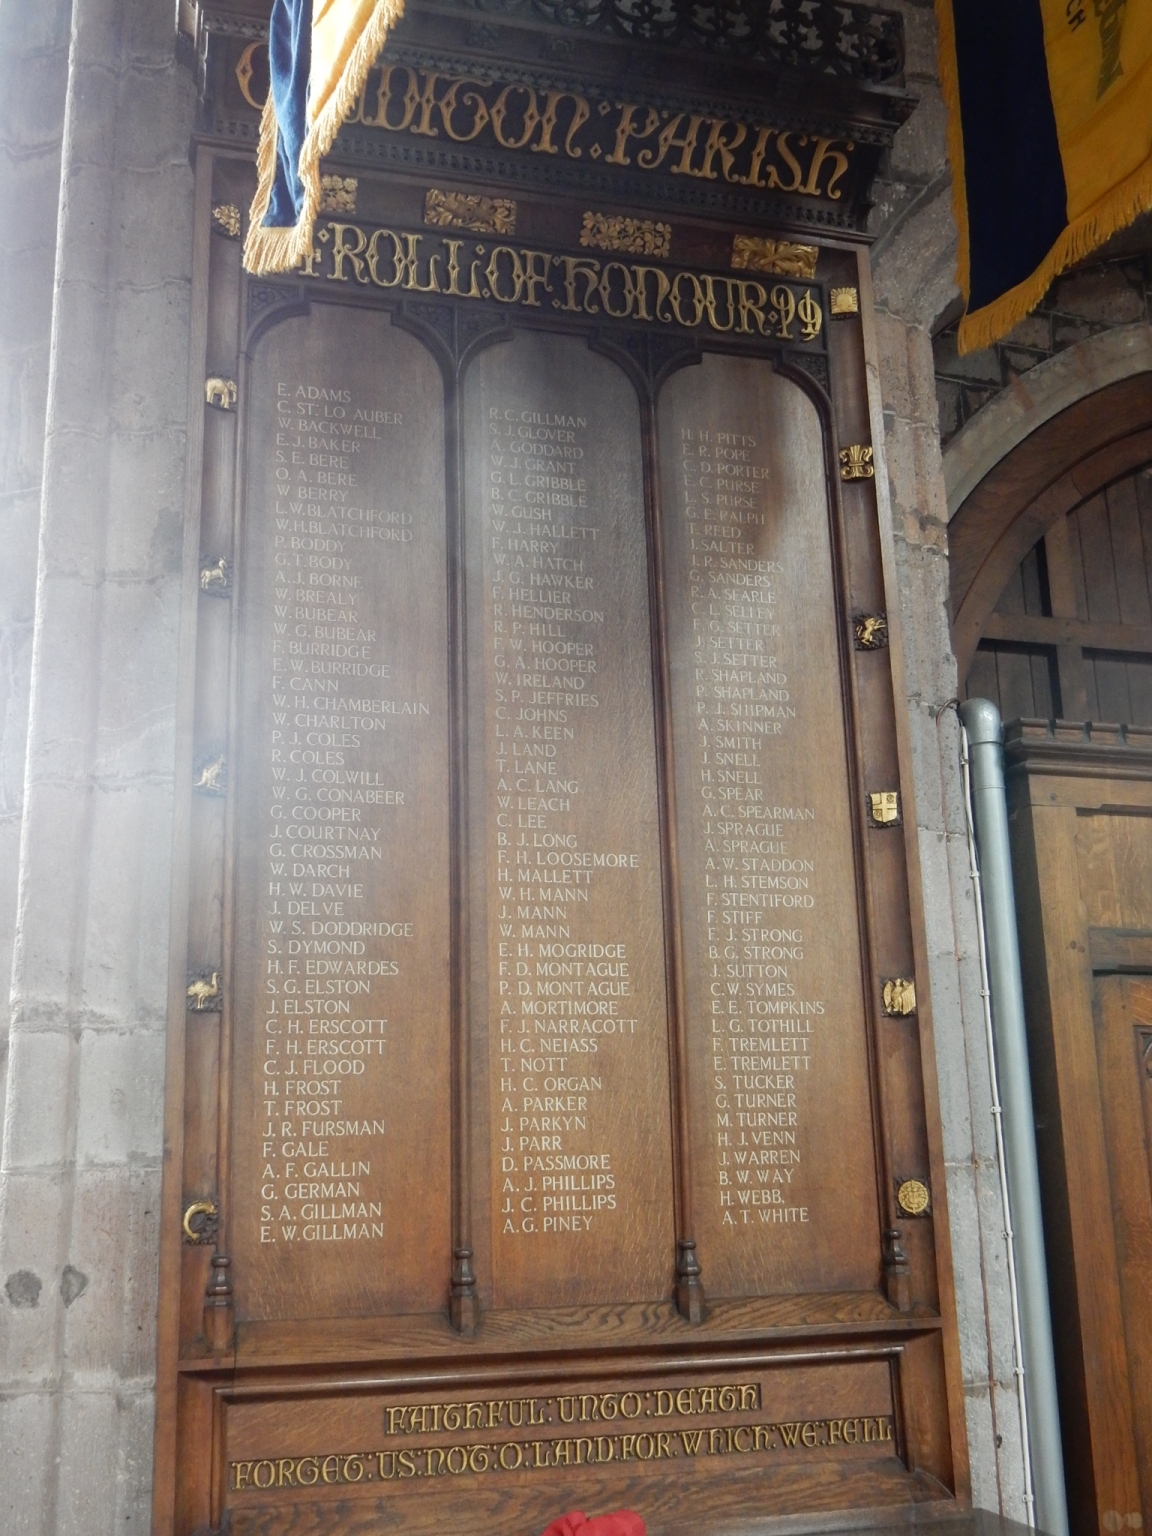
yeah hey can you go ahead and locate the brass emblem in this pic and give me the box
[199,557,230,596]
[205,377,237,411]
[319,175,357,215]
[580,211,671,259]
[186,970,222,1012]
[896,1179,930,1217]
[883,978,917,1017]
[829,285,859,315]
[868,790,900,826]
[182,1200,219,1245]
[731,235,818,279]
[853,613,888,650]
[194,755,227,796]
[424,188,516,236]
[211,204,240,239]
[839,444,874,480]
[235,41,263,109]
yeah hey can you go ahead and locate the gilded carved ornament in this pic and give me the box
[194,755,227,796]
[205,377,238,411]
[182,1200,219,1245]
[212,204,241,239]
[200,557,230,596]
[882,978,917,1017]
[731,235,819,279]
[867,790,900,826]
[839,444,874,480]
[186,970,222,1012]
[320,175,358,215]
[579,211,672,259]
[896,1179,931,1217]
[852,613,888,650]
[424,188,517,236]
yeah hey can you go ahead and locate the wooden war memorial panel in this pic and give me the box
[659,356,879,1297]
[464,331,675,1308]
[159,5,964,1530]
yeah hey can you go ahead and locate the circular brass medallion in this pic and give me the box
[896,1178,930,1216]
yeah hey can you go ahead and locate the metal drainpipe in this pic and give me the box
[959,698,1068,1536]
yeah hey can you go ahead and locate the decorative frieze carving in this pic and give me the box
[731,235,818,279]
[319,175,358,214]
[212,203,240,238]
[579,211,671,259]
[424,187,516,235]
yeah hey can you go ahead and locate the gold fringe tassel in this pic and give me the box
[958,155,1152,353]
[934,0,1152,356]
[243,0,405,276]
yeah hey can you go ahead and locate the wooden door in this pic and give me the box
[154,9,967,1532]
[1007,734,1152,1534]
[1093,970,1152,1527]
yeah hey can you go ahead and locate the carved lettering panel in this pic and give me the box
[464,332,675,1307]
[221,1356,901,1534]
[659,355,879,1295]
[230,308,452,1317]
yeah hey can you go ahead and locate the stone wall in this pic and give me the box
[936,243,1152,446]
[0,2,196,1532]
[866,3,1031,1518]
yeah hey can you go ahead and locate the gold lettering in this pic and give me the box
[349,69,854,197]
[699,118,748,180]
[637,113,705,174]
[532,90,591,156]
[796,289,822,341]
[328,223,368,283]
[361,64,419,130]
[490,84,541,150]
[399,233,441,292]
[486,246,526,303]
[437,77,491,141]
[228,1405,892,1492]
[802,136,852,199]
[410,70,444,137]
[770,284,796,339]
[702,275,737,332]
[366,228,404,287]
[598,261,636,319]
[556,255,601,314]
[606,103,661,166]
[520,249,552,306]
[735,124,777,187]
[631,265,673,324]
[670,271,705,327]
[764,131,805,192]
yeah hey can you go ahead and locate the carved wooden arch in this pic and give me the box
[948,372,1152,679]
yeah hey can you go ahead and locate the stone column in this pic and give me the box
[866,2,1030,1519]
[0,0,72,1176]
[0,2,196,1530]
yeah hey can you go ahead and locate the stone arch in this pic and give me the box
[947,368,1152,679]
[944,322,1152,515]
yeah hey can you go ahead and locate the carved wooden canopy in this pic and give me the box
[181,0,913,239]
